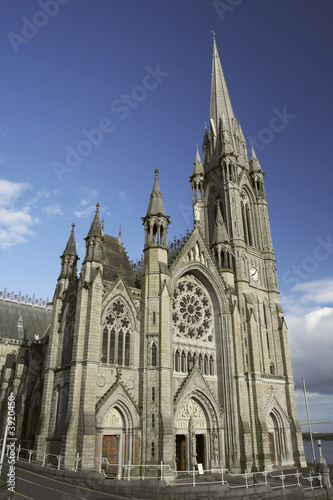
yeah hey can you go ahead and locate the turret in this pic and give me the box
[211,200,234,287]
[142,169,170,251]
[190,147,204,230]
[140,169,172,466]
[59,223,79,281]
[249,145,266,198]
[83,203,103,264]
[202,124,209,164]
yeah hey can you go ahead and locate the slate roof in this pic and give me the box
[102,234,136,287]
[0,299,52,341]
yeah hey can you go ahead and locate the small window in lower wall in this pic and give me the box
[151,342,157,366]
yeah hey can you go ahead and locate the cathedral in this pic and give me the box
[1,38,306,475]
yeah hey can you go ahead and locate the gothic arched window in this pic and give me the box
[204,355,209,375]
[209,355,214,376]
[241,196,255,247]
[175,350,180,372]
[60,296,76,367]
[187,352,193,372]
[198,354,203,371]
[101,299,132,366]
[181,351,186,372]
[263,303,268,329]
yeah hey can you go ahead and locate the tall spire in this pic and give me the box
[146,169,166,216]
[210,37,234,132]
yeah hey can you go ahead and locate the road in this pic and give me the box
[1,464,133,500]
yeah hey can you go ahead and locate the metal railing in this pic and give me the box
[9,445,324,491]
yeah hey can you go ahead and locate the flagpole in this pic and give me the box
[302,378,315,464]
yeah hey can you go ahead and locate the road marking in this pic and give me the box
[13,493,34,500]
[17,478,88,500]
[16,466,129,499]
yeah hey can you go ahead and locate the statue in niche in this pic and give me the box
[189,416,197,467]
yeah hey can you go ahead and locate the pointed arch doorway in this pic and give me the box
[267,411,289,466]
[175,397,211,471]
[100,406,124,476]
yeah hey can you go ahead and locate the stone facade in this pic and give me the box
[0,39,306,474]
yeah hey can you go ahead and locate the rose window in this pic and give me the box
[172,277,213,341]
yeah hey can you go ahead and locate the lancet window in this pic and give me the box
[241,200,254,247]
[174,348,215,376]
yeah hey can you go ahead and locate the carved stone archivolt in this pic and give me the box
[176,397,207,429]
[103,406,123,428]
[172,276,213,342]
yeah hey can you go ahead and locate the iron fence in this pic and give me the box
[9,445,323,492]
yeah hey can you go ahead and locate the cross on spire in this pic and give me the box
[211,30,216,41]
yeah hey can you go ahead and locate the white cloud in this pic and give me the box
[74,187,98,218]
[0,178,32,207]
[26,190,51,207]
[74,205,96,219]
[119,190,128,200]
[0,179,39,249]
[283,278,333,397]
[291,278,333,305]
[0,207,37,249]
[43,204,64,216]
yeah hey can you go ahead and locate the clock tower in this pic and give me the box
[193,37,305,469]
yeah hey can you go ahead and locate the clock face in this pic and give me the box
[250,267,259,282]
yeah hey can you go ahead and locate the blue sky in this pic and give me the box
[0,1,332,438]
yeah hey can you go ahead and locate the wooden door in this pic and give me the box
[196,434,205,469]
[102,435,119,476]
[176,435,186,471]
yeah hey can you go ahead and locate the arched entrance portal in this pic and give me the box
[100,406,123,476]
[267,411,289,466]
[96,383,141,478]
[97,402,136,478]
[175,396,220,472]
